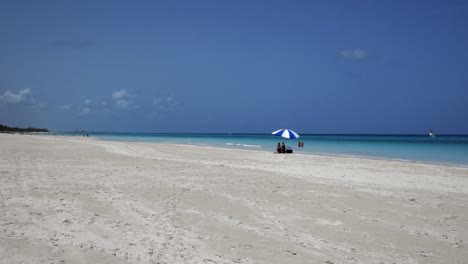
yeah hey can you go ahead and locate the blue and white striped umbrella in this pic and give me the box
[272,129,300,139]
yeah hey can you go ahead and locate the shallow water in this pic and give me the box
[66,133,468,166]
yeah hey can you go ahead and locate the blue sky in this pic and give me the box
[1,0,467,133]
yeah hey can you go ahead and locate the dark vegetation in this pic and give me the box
[0,124,49,133]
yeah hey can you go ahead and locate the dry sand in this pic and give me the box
[1,134,467,264]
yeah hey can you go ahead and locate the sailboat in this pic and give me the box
[429,129,436,138]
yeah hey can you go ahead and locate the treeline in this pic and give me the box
[0,124,49,133]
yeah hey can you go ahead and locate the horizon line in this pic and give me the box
[55,131,468,136]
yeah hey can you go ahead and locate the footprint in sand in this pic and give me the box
[419,251,433,257]
[315,218,343,226]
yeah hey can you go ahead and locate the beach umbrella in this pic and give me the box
[272,129,300,139]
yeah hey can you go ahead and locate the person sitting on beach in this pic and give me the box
[277,142,281,153]
[281,142,286,153]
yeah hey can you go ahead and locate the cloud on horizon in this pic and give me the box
[112,90,127,100]
[0,88,32,104]
[56,91,137,116]
[340,48,368,60]
[111,89,138,109]
[77,99,93,115]
[0,88,48,111]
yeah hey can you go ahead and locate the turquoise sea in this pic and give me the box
[66,133,468,166]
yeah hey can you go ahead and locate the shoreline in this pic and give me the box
[6,132,465,169]
[86,135,468,169]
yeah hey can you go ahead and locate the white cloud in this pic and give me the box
[116,100,130,108]
[340,48,368,60]
[112,89,127,100]
[79,107,91,115]
[84,99,92,105]
[0,88,32,104]
[111,90,137,109]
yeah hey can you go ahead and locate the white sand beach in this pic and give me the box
[1,134,467,264]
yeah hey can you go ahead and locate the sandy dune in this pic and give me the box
[1,134,467,264]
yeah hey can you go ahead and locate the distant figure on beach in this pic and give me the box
[281,142,286,153]
[277,142,281,153]
[301,141,304,147]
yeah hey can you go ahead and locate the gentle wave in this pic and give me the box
[225,142,261,148]
[242,144,261,148]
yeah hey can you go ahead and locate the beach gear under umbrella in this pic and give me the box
[272,129,300,139]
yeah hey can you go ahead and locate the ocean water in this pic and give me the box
[69,133,468,166]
